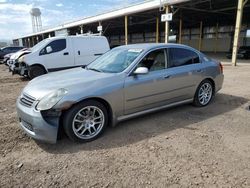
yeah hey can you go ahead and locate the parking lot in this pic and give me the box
[0,57,250,187]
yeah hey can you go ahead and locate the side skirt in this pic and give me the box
[117,99,193,122]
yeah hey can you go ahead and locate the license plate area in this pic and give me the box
[20,118,33,132]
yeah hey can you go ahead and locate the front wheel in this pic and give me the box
[193,80,214,107]
[63,100,108,143]
[28,65,46,79]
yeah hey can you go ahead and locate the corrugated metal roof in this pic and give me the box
[14,0,190,40]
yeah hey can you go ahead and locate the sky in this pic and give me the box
[0,0,144,41]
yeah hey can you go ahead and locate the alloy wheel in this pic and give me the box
[198,83,213,105]
[72,106,105,140]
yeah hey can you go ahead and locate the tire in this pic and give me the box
[63,100,108,143]
[193,79,214,107]
[28,65,46,79]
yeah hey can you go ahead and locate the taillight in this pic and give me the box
[219,62,223,73]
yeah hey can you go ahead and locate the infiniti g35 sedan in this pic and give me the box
[16,43,224,143]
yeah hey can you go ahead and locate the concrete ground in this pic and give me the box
[0,55,250,187]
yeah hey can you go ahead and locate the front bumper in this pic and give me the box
[215,74,224,93]
[16,99,60,144]
[3,57,9,65]
[9,61,28,76]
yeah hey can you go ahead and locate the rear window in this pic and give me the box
[169,48,200,68]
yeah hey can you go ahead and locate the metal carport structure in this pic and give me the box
[13,0,250,66]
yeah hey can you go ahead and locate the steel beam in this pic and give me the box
[156,17,159,43]
[125,15,128,45]
[165,5,170,43]
[232,0,244,66]
[198,21,203,51]
[179,19,182,44]
[215,23,219,53]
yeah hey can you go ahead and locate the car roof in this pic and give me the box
[115,43,197,52]
[47,35,107,40]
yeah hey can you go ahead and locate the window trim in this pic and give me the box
[128,47,168,76]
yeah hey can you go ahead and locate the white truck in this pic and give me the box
[14,35,110,79]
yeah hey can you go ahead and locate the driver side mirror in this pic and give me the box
[133,67,149,75]
[46,46,52,54]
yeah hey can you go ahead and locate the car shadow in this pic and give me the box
[36,93,249,154]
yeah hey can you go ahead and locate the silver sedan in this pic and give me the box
[16,43,224,143]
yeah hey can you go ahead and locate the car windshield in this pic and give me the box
[0,47,7,51]
[31,38,50,52]
[87,48,143,73]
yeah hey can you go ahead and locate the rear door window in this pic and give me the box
[168,48,200,68]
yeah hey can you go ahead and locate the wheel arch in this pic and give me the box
[60,97,114,128]
[203,77,216,95]
[29,63,48,73]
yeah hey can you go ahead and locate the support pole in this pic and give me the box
[165,5,170,43]
[98,21,102,35]
[232,0,245,66]
[215,23,219,53]
[28,38,30,48]
[156,17,159,43]
[32,37,35,47]
[198,21,203,51]
[125,15,128,45]
[179,19,182,44]
[80,25,83,34]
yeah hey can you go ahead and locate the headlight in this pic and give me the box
[18,55,25,63]
[36,88,68,111]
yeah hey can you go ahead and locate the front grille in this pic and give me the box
[20,93,36,107]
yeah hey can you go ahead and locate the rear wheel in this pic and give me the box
[28,65,46,79]
[63,100,108,143]
[193,80,214,107]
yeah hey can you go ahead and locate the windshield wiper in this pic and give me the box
[87,67,103,72]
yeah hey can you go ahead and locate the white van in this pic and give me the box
[16,35,110,79]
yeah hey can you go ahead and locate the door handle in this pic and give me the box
[196,69,204,73]
[94,53,103,56]
[78,51,80,55]
[63,52,69,55]
[164,75,171,79]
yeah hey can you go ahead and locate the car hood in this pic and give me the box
[4,53,14,58]
[10,50,31,60]
[22,67,123,99]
